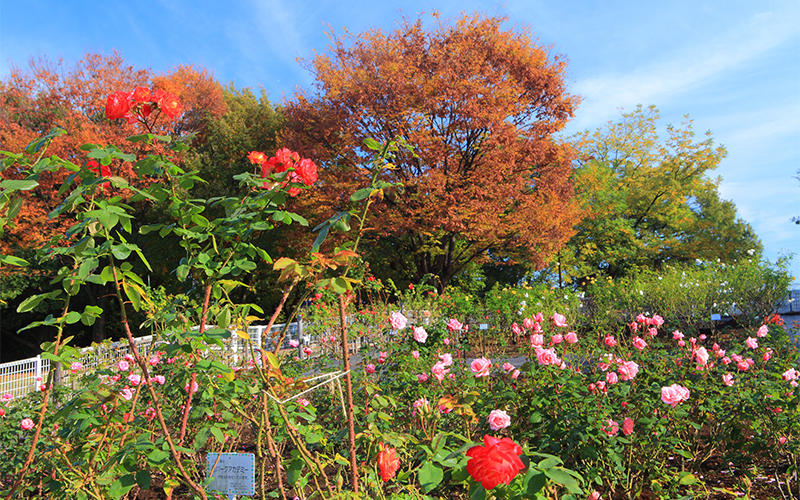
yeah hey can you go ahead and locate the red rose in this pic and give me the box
[105,91,131,120]
[377,444,400,482]
[466,435,525,490]
[153,89,183,118]
[248,151,267,165]
[87,160,111,189]
[130,86,151,103]
[294,158,318,186]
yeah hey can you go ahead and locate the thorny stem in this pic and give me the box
[339,294,359,493]
[108,257,209,500]
[270,278,300,355]
[262,394,288,500]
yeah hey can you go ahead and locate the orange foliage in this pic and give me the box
[283,13,584,287]
[0,52,226,253]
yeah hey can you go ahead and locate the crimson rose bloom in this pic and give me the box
[294,157,318,186]
[153,89,183,118]
[105,91,130,120]
[377,444,400,482]
[466,435,525,490]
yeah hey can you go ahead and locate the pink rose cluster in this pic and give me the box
[661,384,690,408]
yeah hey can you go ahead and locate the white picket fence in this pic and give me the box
[0,321,308,401]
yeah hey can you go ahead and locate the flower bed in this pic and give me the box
[0,88,795,499]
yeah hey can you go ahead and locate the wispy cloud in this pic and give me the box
[567,9,799,131]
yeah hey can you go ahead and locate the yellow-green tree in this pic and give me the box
[564,105,761,279]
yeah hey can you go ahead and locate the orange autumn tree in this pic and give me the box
[0,52,225,253]
[283,13,583,289]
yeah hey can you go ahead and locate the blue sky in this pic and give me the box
[1,0,799,279]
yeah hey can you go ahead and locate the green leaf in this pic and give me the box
[469,485,486,500]
[18,293,46,313]
[210,426,225,445]
[64,311,83,324]
[544,467,582,494]
[265,352,280,371]
[135,470,151,490]
[0,254,28,267]
[0,179,39,191]
[523,470,547,497]
[109,474,136,499]
[287,458,304,486]
[363,138,383,151]
[419,461,443,493]
[350,188,373,202]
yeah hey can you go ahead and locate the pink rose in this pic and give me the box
[439,353,453,366]
[603,335,617,347]
[565,332,578,344]
[523,318,535,330]
[622,417,634,436]
[502,362,515,372]
[695,347,709,367]
[632,337,647,350]
[412,350,420,359]
[551,312,568,327]
[646,327,658,337]
[471,357,492,377]
[127,374,141,386]
[535,348,560,366]
[779,436,788,445]
[782,368,799,381]
[389,312,408,330]
[651,314,664,327]
[153,375,166,385]
[589,492,601,500]
[487,409,511,431]
[417,373,429,382]
[530,334,544,347]
[606,372,619,385]
[297,398,310,408]
[602,419,619,436]
[185,380,199,394]
[365,364,376,374]
[511,369,520,379]
[511,323,523,336]
[413,398,429,415]
[413,326,428,343]
[289,339,300,348]
[672,330,684,340]
[756,325,768,337]
[745,337,758,349]
[722,374,734,386]
[550,334,563,345]
[533,312,544,323]
[432,362,448,381]
[120,387,134,401]
[446,318,463,332]
[661,384,690,408]
[20,418,34,430]
[70,362,83,374]
[443,338,451,345]
[636,314,647,324]
[117,360,130,372]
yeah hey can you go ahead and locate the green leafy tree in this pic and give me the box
[562,105,761,280]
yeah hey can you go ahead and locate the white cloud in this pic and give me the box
[566,9,799,131]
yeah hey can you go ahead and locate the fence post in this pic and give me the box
[34,355,42,391]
